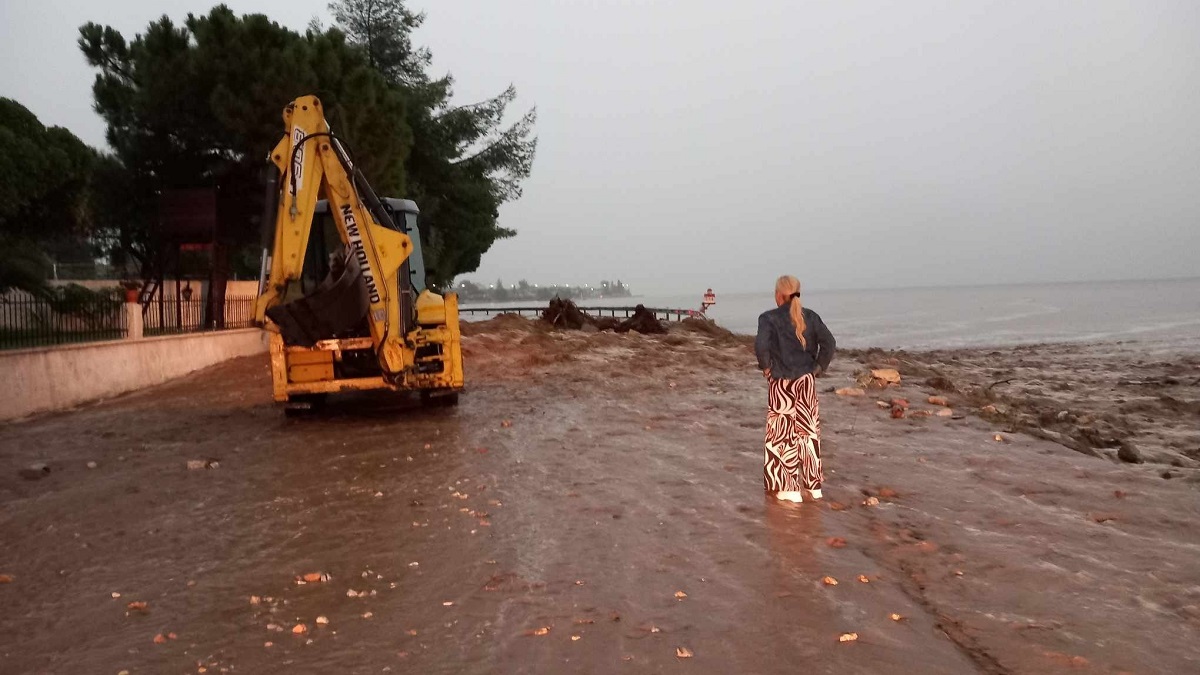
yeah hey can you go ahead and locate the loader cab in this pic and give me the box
[306,198,426,294]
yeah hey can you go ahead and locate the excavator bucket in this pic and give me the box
[266,249,370,347]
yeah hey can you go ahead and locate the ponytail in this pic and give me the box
[790,296,807,348]
[775,275,807,348]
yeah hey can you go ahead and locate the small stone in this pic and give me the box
[835,387,866,397]
[87,461,98,469]
[936,408,954,417]
[928,396,949,406]
[1117,441,1143,464]
[292,624,307,634]
[186,460,207,470]
[315,616,329,625]
[890,398,910,409]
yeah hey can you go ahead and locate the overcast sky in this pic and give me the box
[2,0,1197,294]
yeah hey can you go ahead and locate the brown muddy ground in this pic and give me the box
[2,318,1199,674]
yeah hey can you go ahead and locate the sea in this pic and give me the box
[564,277,1200,351]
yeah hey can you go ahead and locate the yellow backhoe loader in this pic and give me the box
[254,95,464,413]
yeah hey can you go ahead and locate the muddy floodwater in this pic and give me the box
[2,318,1199,674]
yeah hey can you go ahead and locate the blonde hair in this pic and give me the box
[775,275,807,348]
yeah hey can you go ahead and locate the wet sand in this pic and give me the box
[2,319,1198,674]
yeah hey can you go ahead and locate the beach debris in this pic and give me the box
[822,576,839,586]
[297,572,330,584]
[500,420,513,428]
[674,590,688,600]
[19,463,51,480]
[826,537,847,548]
[838,632,859,643]
[126,601,149,613]
[909,410,933,418]
[863,496,880,507]
[676,647,694,658]
[1117,440,1143,464]
[525,626,551,637]
[442,601,455,606]
[890,398,910,409]
[292,623,308,635]
[153,633,168,644]
[649,625,661,633]
[981,405,1000,416]
[315,616,329,625]
[571,634,581,641]
[186,459,219,470]
[86,461,98,469]
[994,434,1007,442]
[890,613,905,621]
[936,408,954,417]
[857,575,871,583]
[890,406,906,419]
[835,387,866,397]
[362,611,374,619]
[928,395,949,406]
[872,368,901,386]
[876,400,890,408]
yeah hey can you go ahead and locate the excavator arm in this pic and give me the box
[254,95,415,377]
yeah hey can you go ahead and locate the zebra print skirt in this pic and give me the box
[764,374,823,493]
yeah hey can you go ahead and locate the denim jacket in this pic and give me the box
[755,305,836,380]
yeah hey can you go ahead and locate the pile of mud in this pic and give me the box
[541,298,666,334]
[459,313,548,337]
[668,317,751,347]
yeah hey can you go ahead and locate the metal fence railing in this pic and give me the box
[142,295,257,336]
[458,306,694,322]
[0,295,126,350]
[0,295,259,351]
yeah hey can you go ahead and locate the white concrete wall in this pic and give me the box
[1,329,269,422]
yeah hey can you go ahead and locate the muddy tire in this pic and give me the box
[421,392,459,408]
[284,394,326,417]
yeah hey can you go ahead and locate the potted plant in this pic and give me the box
[120,280,142,303]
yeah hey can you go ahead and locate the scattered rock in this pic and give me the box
[936,408,954,417]
[928,396,949,406]
[878,487,899,499]
[875,400,890,409]
[18,463,51,481]
[1116,441,1144,464]
[675,646,694,658]
[835,388,866,397]
[292,623,308,635]
[925,376,957,392]
[0,574,13,584]
[838,632,859,643]
[315,616,329,625]
[86,461,98,469]
[890,406,906,419]
[890,398,910,409]
[186,459,219,470]
[872,368,901,385]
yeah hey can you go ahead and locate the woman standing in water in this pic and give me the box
[755,276,836,503]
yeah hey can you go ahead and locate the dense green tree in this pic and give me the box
[330,0,537,286]
[78,5,411,278]
[0,98,100,294]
